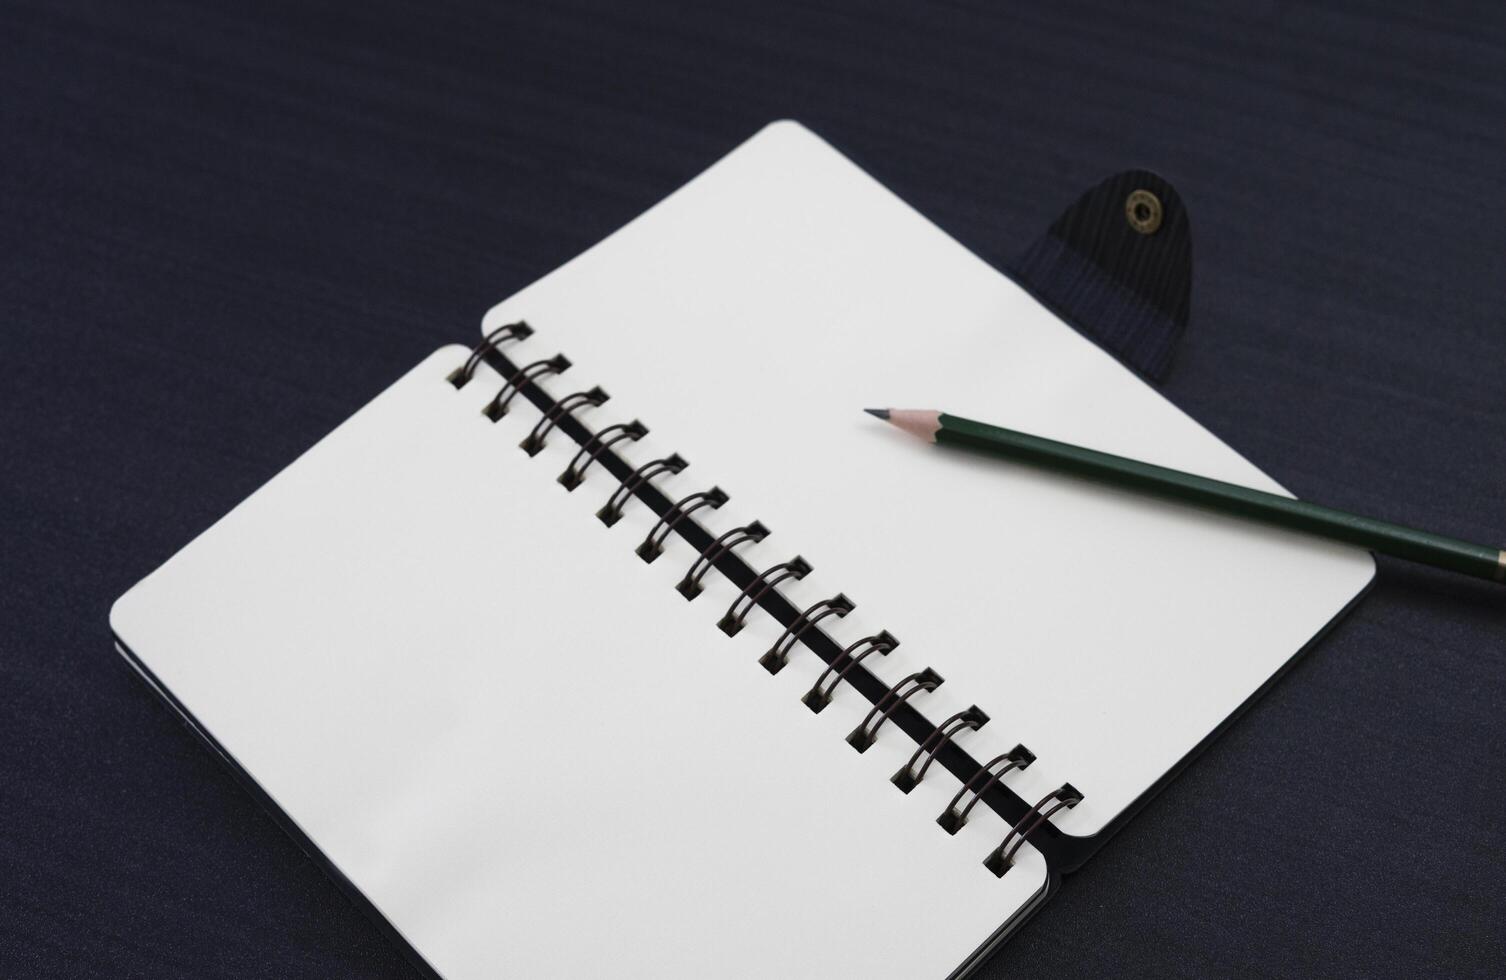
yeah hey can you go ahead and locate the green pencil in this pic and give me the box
[865,408,1504,584]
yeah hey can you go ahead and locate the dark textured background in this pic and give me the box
[3,1,1504,976]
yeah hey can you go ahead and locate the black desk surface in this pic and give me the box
[3,1,1503,976]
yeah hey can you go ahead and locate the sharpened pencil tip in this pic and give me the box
[863,408,891,420]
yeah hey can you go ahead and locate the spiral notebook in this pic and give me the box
[110,122,1375,978]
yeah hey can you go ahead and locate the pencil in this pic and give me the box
[865,408,1504,584]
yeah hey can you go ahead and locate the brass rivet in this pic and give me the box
[1125,189,1162,235]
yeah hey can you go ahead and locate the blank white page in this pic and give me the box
[479,121,1375,836]
[112,349,1048,980]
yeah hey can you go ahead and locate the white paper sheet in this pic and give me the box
[112,349,1048,979]
[478,120,1375,837]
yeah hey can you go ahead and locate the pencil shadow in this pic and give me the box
[1371,556,1506,621]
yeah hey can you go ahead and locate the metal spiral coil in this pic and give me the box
[445,327,1082,879]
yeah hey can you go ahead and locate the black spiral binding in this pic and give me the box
[760,594,853,675]
[892,706,989,794]
[802,631,898,712]
[559,420,647,490]
[638,488,729,563]
[937,745,1036,835]
[676,522,769,599]
[717,556,811,637]
[483,354,570,420]
[848,668,943,752]
[521,386,608,456]
[449,321,534,387]
[982,785,1083,877]
[450,323,1085,875]
[598,455,688,527]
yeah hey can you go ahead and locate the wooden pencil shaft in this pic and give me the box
[936,413,1503,582]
